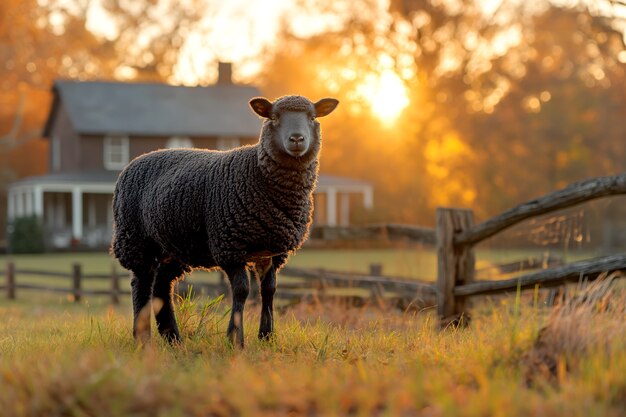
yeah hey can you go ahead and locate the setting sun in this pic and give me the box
[359,70,410,126]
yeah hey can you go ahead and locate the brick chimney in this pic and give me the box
[217,62,233,84]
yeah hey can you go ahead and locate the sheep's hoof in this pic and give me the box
[258,330,274,342]
[161,330,182,346]
[227,328,245,349]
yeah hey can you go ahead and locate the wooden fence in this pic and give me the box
[0,255,561,311]
[2,174,626,325]
[1,263,127,304]
[293,174,626,323]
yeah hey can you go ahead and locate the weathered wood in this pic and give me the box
[6,262,15,300]
[311,224,436,245]
[10,284,131,296]
[454,253,626,297]
[281,266,437,295]
[14,269,73,278]
[72,263,82,303]
[436,208,475,323]
[369,263,383,276]
[477,254,564,275]
[17,269,121,280]
[368,263,384,303]
[111,265,120,305]
[455,174,626,248]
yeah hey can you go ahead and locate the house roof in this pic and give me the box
[11,170,121,186]
[44,80,264,138]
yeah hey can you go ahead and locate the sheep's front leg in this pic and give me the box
[224,264,250,348]
[258,263,276,340]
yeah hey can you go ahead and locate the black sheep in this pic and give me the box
[111,95,339,347]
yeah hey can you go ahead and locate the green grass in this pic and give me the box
[1,283,625,417]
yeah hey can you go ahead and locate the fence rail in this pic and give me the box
[1,263,126,304]
[1,252,597,312]
[1,261,438,309]
[311,224,436,245]
[453,174,626,248]
[454,253,626,297]
[2,174,626,326]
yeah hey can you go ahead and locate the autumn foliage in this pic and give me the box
[1,0,625,241]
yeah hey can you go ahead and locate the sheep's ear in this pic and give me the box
[314,98,339,117]
[249,97,273,118]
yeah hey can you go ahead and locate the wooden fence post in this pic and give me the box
[369,263,383,276]
[6,262,15,300]
[436,208,475,327]
[369,263,384,303]
[72,263,82,303]
[111,265,120,305]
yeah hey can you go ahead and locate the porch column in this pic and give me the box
[33,185,44,219]
[326,187,337,226]
[363,187,374,209]
[72,187,83,241]
[340,193,350,226]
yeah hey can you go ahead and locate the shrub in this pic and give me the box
[9,215,45,254]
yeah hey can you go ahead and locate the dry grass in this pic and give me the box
[524,273,626,384]
[1,279,625,417]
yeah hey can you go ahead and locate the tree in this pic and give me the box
[257,0,626,224]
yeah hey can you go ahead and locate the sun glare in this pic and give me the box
[360,70,410,126]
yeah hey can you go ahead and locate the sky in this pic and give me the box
[85,0,391,84]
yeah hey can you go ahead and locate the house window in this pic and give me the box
[166,136,194,149]
[103,136,129,170]
[216,136,240,150]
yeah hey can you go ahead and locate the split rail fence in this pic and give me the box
[2,174,626,325]
[313,174,626,322]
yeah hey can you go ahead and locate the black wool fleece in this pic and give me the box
[111,95,323,273]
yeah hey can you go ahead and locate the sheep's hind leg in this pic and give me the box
[224,264,250,348]
[257,260,276,340]
[153,261,184,344]
[131,265,156,344]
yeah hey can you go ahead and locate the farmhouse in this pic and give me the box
[6,63,373,250]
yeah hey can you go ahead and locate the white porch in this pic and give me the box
[8,180,115,249]
[6,172,373,250]
[314,175,374,226]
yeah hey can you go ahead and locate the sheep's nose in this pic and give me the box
[289,134,305,144]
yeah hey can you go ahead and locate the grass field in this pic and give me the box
[1,277,625,417]
[2,250,623,416]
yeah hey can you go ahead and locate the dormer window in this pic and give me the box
[216,136,240,150]
[166,136,194,149]
[103,135,129,170]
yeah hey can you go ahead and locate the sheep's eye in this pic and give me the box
[310,116,316,122]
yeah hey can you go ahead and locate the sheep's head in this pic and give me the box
[250,95,338,167]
